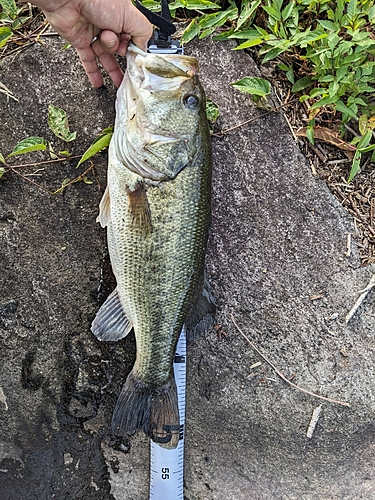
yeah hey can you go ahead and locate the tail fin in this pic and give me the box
[111,370,180,449]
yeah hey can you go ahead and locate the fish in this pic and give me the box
[91,44,213,448]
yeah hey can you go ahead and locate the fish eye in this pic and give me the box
[184,94,200,110]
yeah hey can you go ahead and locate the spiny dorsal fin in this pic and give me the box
[91,289,132,341]
[97,186,111,228]
[127,183,152,237]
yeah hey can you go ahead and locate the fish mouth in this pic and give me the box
[112,44,198,182]
[127,44,199,87]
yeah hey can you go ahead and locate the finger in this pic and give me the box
[125,6,153,52]
[92,43,124,88]
[99,30,120,54]
[75,45,104,88]
[117,34,131,57]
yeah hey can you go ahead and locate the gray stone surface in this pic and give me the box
[1,36,375,499]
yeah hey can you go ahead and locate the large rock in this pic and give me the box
[1,36,374,499]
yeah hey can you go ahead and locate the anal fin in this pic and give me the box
[91,289,132,341]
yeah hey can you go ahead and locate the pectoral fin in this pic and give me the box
[97,186,111,228]
[127,182,152,237]
[91,289,132,341]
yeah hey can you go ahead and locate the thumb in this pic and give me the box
[100,30,120,54]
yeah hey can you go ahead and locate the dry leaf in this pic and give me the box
[310,291,326,300]
[296,126,356,152]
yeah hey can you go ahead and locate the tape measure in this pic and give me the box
[149,327,186,499]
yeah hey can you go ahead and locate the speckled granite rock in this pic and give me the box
[1,36,374,500]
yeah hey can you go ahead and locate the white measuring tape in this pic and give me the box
[149,326,186,499]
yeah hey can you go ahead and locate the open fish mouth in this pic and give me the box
[127,44,199,89]
[112,44,203,182]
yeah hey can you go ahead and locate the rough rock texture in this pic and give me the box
[1,36,374,499]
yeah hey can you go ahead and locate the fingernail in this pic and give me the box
[103,39,116,49]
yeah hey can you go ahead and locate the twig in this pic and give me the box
[306,405,322,438]
[0,82,18,101]
[345,233,351,257]
[345,274,375,323]
[230,314,350,407]
[216,99,299,136]
[5,155,81,169]
[52,163,94,194]
[7,160,94,195]
[9,166,54,194]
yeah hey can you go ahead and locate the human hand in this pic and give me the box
[33,0,153,88]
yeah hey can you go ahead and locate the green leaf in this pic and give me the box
[0,152,5,164]
[263,5,281,21]
[234,37,263,49]
[309,94,338,110]
[213,28,236,41]
[369,4,375,21]
[292,76,314,92]
[230,28,263,39]
[48,104,77,142]
[237,0,261,30]
[181,19,201,43]
[183,0,220,9]
[348,150,361,182]
[8,137,47,158]
[358,114,368,135]
[357,129,373,150]
[281,2,294,21]
[306,124,315,144]
[231,76,271,97]
[206,99,220,123]
[199,27,215,39]
[347,0,357,21]
[198,8,238,30]
[359,143,375,153]
[335,100,359,120]
[0,26,12,48]
[317,19,338,31]
[285,67,294,84]
[0,167,5,179]
[261,46,288,63]
[76,130,113,168]
[0,0,18,18]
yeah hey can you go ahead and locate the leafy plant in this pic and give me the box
[76,127,113,168]
[0,0,32,36]
[48,104,77,142]
[0,103,113,192]
[231,76,271,104]
[181,0,375,180]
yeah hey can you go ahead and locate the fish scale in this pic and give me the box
[108,155,210,385]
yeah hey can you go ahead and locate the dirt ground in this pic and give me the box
[1,36,375,499]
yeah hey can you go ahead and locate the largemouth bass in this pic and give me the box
[91,45,212,448]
